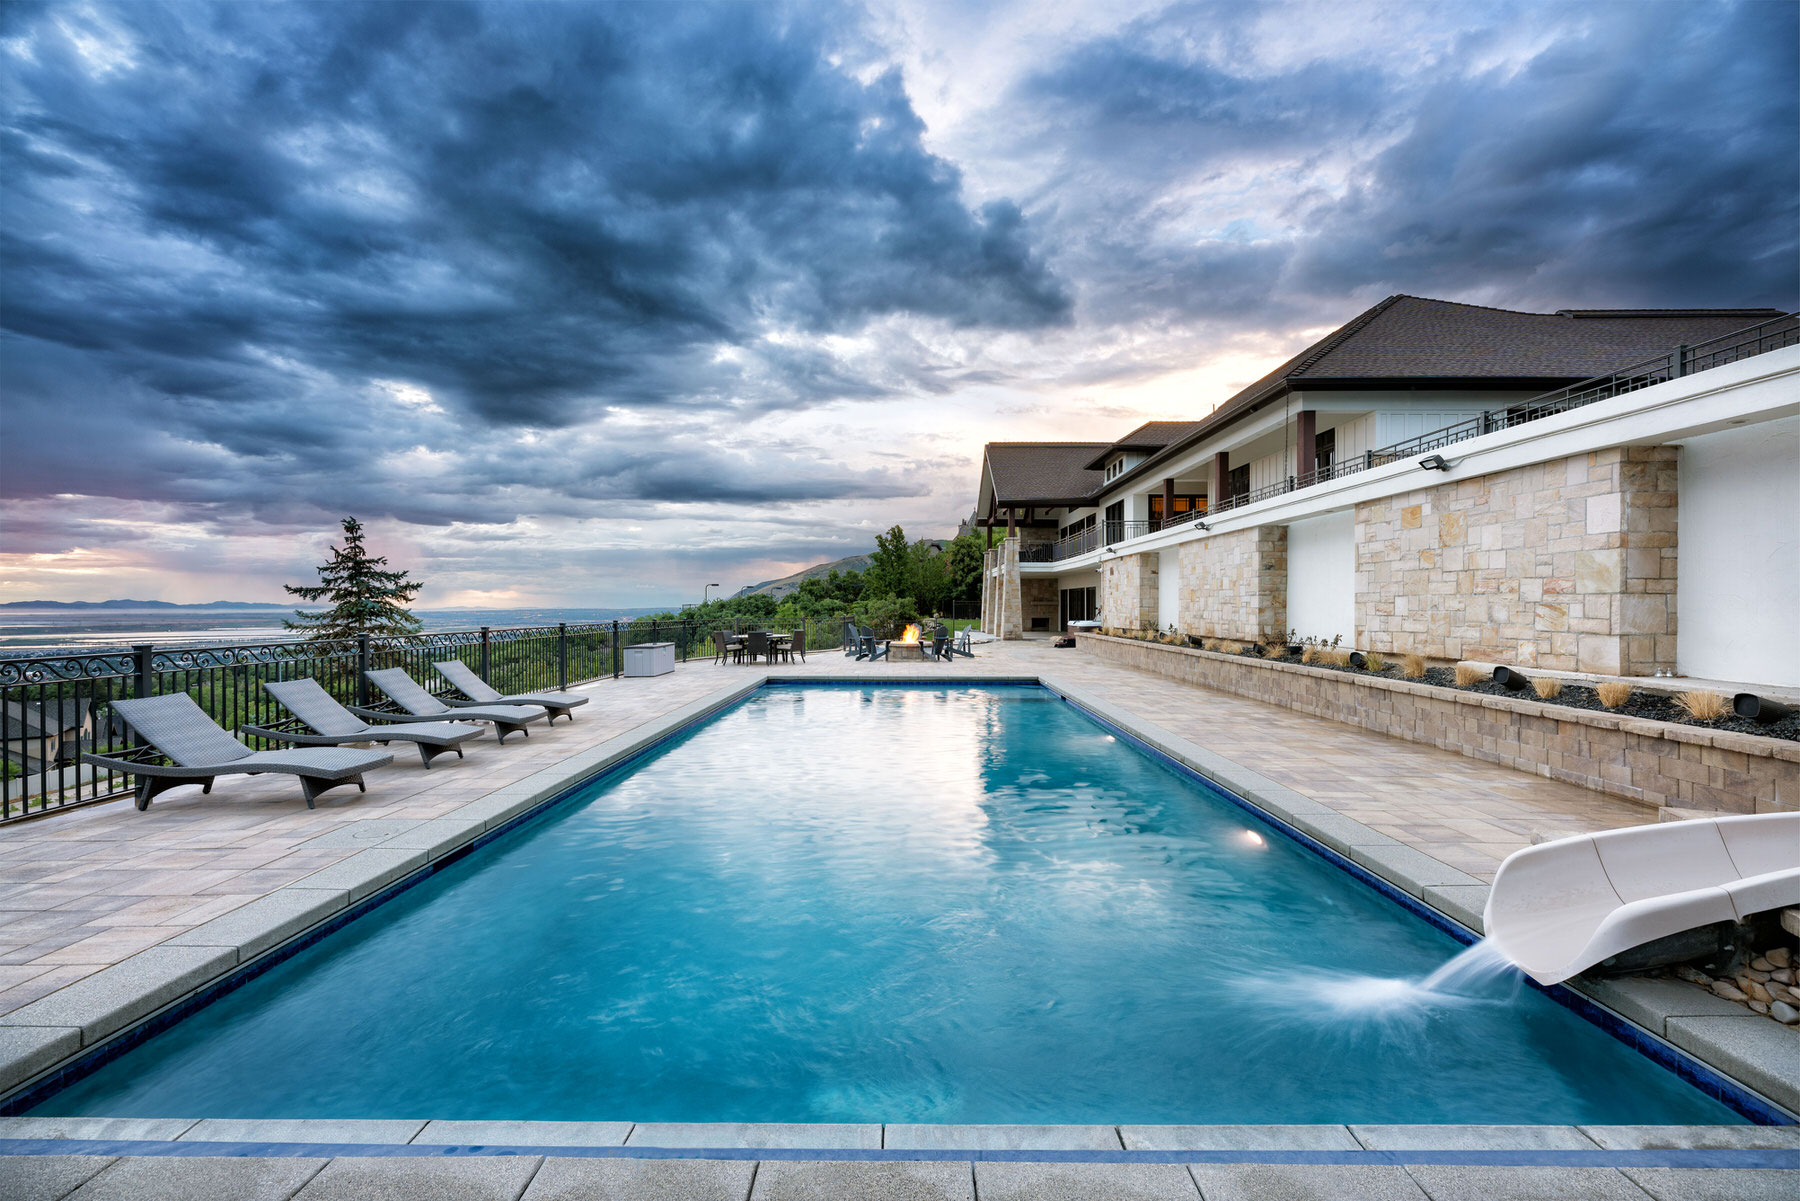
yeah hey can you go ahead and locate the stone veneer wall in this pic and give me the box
[982,541,1021,639]
[1022,578,1057,633]
[1079,633,1797,816]
[1099,552,1160,631]
[1356,447,1678,674]
[1178,526,1286,641]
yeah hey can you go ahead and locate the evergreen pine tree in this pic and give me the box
[284,517,423,639]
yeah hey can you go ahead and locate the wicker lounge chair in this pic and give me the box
[241,678,485,769]
[356,668,544,742]
[712,629,742,665]
[432,660,589,723]
[81,694,392,810]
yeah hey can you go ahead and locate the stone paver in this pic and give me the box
[288,1154,543,1201]
[883,1123,1120,1150]
[521,1156,755,1201]
[64,1155,326,1201]
[748,1159,972,1201]
[627,1122,879,1149]
[1121,1124,1359,1150]
[1618,1167,1800,1201]
[1402,1165,1651,1200]
[1350,1125,1601,1150]
[411,1119,632,1147]
[0,1154,116,1201]
[975,1160,1199,1200]
[1187,1163,1428,1200]
[180,1117,426,1145]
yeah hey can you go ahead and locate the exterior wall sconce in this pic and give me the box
[1192,521,1210,531]
[1418,454,1453,471]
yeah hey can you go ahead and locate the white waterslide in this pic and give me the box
[1484,812,1800,985]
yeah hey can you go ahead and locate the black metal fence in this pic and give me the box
[0,615,811,824]
[1022,310,1798,560]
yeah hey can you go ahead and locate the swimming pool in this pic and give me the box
[34,684,1741,1125]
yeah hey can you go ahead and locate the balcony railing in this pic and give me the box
[1013,310,1795,563]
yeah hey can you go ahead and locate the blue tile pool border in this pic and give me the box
[0,1136,1797,1168]
[1047,686,1798,1128]
[4,676,1792,1129]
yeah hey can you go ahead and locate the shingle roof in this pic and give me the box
[1199,295,1783,440]
[1080,420,1208,469]
[984,442,1109,506]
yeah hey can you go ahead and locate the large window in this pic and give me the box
[1149,494,1207,526]
[1059,513,1095,540]
[1315,427,1336,475]
[1228,464,1250,501]
[1103,500,1125,543]
[1059,586,1097,628]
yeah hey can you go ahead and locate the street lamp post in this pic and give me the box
[703,583,721,605]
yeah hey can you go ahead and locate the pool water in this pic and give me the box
[38,685,1740,1124]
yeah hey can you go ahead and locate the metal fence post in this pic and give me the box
[479,626,491,682]
[356,635,371,706]
[611,620,621,679]
[133,644,155,699]
[1672,344,1688,378]
[557,623,569,691]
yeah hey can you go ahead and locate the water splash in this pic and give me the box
[1285,939,1524,1016]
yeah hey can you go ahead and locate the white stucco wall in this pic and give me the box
[1286,509,1355,644]
[1676,416,1800,688]
[1158,549,1181,633]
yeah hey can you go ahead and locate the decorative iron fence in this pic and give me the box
[1021,310,1798,560]
[0,615,810,823]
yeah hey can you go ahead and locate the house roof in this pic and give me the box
[984,442,1110,506]
[1110,296,1784,493]
[1079,420,1209,470]
[1,698,87,740]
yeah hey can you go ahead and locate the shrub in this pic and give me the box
[1531,677,1563,700]
[1595,682,1632,709]
[1401,654,1426,679]
[1362,651,1387,672]
[1300,645,1318,664]
[1674,690,1729,721]
[1454,663,1485,687]
[1322,648,1352,667]
[1217,639,1243,654]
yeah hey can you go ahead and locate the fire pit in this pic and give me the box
[887,623,926,662]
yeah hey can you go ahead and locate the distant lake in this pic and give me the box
[0,607,676,656]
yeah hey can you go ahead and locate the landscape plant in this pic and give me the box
[1674,690,1730,721]
[1401,654,1427,679]
[1595,682,1633,708]
[285,517,423,640]
[1532,677,1564,700]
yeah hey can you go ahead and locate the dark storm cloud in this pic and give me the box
[1016,0,1798,330]
[0,0,1068,525]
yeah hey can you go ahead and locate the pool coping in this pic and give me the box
[0,671,1794,1149]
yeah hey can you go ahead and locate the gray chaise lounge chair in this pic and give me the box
[242,678,485,768]
[81,693,392,810]
[432,660,589,724]
[355,668,544,743]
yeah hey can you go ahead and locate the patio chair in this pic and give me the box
[355,668,544,743]
[787,630,807,663]
[433,660,589,723]
[81,693,392,811]
[242,678,485,769]
[951,627,975,658]
[856,625,887,661]
[712,629,742,665]
[926,624,952,661]
[745,630,771,663]
[842,620,860,656]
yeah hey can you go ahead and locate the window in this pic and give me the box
[1228,464,1250,500]
[1149,494,1207,524]
[1103,500,1124,542]
[1315,427,1336,475]
[1059,514,1095,540]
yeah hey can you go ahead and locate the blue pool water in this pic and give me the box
[38,685,1740,1124]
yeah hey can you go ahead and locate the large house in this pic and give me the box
[973,295,1798,688]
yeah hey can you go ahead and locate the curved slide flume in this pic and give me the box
[1484,813,1800,985]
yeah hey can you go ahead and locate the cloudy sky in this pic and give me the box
[2,0,1795,608]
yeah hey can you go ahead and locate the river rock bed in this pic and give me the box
[1657,944,1800,1027]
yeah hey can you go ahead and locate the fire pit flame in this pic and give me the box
[899,623,922,644]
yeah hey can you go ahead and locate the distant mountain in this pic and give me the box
[734,552,875,600]
[733,542,948,600]
[0,599,290,609]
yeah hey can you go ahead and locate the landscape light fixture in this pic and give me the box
[1418,453,1452,471]
[1193,520,1211,532]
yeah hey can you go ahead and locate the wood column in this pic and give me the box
[1007,508,1016,539]
[1161,477,1174,530]
[1294,409,1316,479]
[1213,451,1230,504]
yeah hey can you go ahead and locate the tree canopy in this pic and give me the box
[284,517,423,639]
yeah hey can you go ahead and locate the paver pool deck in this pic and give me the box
[0,638,1793,1198]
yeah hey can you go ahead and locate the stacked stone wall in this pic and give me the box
[1177,527,1286,641]
[1078,633,1796,817]
[1099,552,1159,631]
[1356,447,1677,674]
[1022,578,1057,633]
